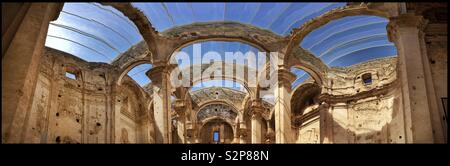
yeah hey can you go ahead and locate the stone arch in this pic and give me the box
[290,82,321,116]
[190,76,253,97]
[197,116,236,143]
[196,101,239,140]
[116,60,152,86]
[166,38,269,64]
[290,65,324,87]
[119,76,150,102]
[195,100,241,122]
[101,3,159,54]
[175,63,257,101]
[161,21,285,62]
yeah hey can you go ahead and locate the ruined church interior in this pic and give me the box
[2,2,448,144]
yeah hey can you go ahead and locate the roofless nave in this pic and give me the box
[2,2,447,143]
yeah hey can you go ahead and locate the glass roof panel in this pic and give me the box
[293,15,397,86]
[45,3,143,63]
[133,2,345,35]
[301,15,397,67]
[127,64,153,87]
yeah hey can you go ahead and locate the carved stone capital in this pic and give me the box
[239,129,248,138]
[145,64,177,85]
[366,2,401,17]
[250,99,264,118]
[387,13,428,42]
[173,99,186,117]
[270,67,297,89]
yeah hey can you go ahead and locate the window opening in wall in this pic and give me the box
[362,73,372,85]
[213,131,220,143]
[65,72,76,80]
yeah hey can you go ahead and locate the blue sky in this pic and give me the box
[47,3,397,89]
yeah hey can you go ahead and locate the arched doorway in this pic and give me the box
[199,119,234,144]
[196,103,238,144]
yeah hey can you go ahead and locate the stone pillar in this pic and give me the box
[272,67,296,143]
[250,99,264,144]
[265,120,275,144]
[232,118,240,144]
[387,13,442,143]
[2,3,63,143]
[239,122,248,143]
[318,102,332,143]
[174,99,186,143]
[185,121,195,144]
[146,65,175,143]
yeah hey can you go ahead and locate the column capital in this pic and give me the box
[145,64,177,85]
[387,13,428,42]
[239,129,248,138]
[173,99,186,117]
[250,99,265,118]
[270,67,297,89]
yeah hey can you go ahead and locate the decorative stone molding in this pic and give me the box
[145,64,177,85]
[270,67,297,90]
[173,99,186,117]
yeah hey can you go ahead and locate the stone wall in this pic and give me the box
[22,47,154,143]
[425,22,448,139]
[294,57,403,143]
[295,115,320,144]
[323,89,404,143]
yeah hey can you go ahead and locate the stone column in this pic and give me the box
[272,67,296,143]
[174,99,186,143]
[265,120,275,144]
[146,65,175,143]
[239,122,248,143]
[232,118,240,143]
[387,13,441,143]
[250,100,264,144]
[318,102,332,143]
[2,3,63,143]
[184,120,196,144]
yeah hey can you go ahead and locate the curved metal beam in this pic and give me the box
[101,3,159,56]
[285,3,399,63]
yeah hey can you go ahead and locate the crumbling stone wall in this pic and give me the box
[293,57,402,143]
[23,47,153,143]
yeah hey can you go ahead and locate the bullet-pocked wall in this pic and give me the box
[2,2,447,144]
[24,47,154,143]
[320,57,403,143]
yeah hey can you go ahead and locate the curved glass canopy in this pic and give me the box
[127,64,152,87]
[293,15,397,87]
[291,68,311,88]
[45,3,142,63]
[45,3,396,90]
[301,15,397,66]
[132,2,346,35]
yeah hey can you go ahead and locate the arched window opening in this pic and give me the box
[126,64,152,87]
